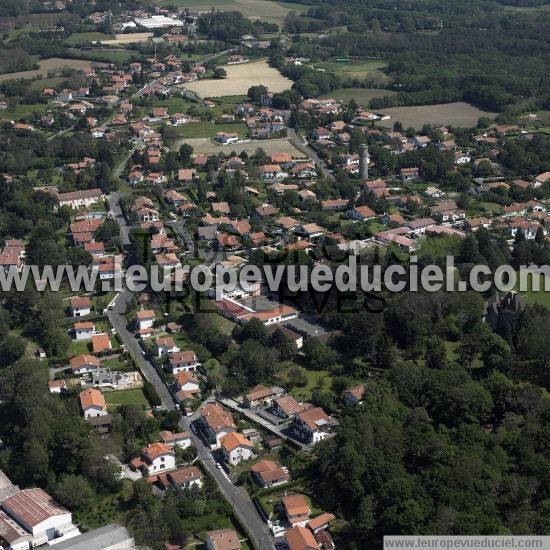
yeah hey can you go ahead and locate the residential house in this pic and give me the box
[70,354,101,375]
[155,466,203,490]
[69,296,91,317]
[48,380,67,394]
[92,333,112,354]
[206,528,240,550]
[132,443,176,474]
[136,310,155,334]
[399,167,421,182]
[250,460,290,488]
[168,350,200,374]
[342,384,365,405]
[214,132,239,145]
[156,336,180,357]
[243,385,284,408]
[220,432,255,465]
[79,388,107,419]
[173,371,200,399]
[73,321,94,341]
[199,403,236,447]
[272,395,309,419]
[282,494,310,527]
[159,430,192,449]
[292,407,337,444]
[285,526,319,550]
[347,205,376,222]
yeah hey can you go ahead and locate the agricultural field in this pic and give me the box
[376,102,497,129]
[183,59,292,98]
[174,137,307,157]
[66,48,136,64]
[0,103,49,121]
[64,32,113,46]
[156,0,307,23]
[0,58,99,82]
[321,87,397,106]
[99,33,154,45]
[317,59,390,84]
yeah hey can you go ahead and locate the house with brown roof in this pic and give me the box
[70,354,101,374]
[156,336,180,357]
[343,384,365,405]
[73,321,94,341]
[199,403,236,447]
[243,385,284,408]
[159,430,191,449]
[292,407,337,444]
[167,350,200,374]
[250,460,290,487]
[136,310,155,334]
[79,388,107,419]
[154,465,203,491]
[272,395,310,419]
[307,512,335,534]
[282,493,310,526]
[131,442,176,474]
[285,525,319,550]
[206,528,240,550]
[220,432,255,465]
[68,296,91,317]
[92,333,112,354]
[347,205,376,222]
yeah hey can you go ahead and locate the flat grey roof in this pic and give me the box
[53,524,134,549]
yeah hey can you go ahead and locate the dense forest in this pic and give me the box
[280,0,550,112]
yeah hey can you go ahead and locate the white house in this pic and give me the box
[347,205,376,222]
[159,430,192,449]
[136,310,155,333]
[70,354,101,374]
[155,336,180,357]
[174,371,200,394]
[73,321,94,341]
[69,296,91,317]
[168,350,200,374]
[220,432,255,465]
[133,443,176,474]
[214,132,239,145]
[79,388,108,419]
[199,403,237,447]
[292,406,336,444]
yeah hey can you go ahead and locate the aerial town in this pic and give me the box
[0,0,549,549]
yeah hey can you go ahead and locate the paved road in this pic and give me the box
[288,128,334,182]
[106,195,275,550]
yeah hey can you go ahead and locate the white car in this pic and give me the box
[216,463,222,469]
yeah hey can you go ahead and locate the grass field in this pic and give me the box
[64,32,113,45]
[171,121,248,139]
[0,103,49,120]
[289,368,332,402]
[515,273,550,308]
[376,102,497,129]
[100,33,153,45]
[28,76,66,90]
[183,59,292,98]
[173,137,307,157]
[156,0,307,23]
[317,59,390,84]
[104,388,149,409]
[0,58,100,82]
[67,48,136,64]
[321,87,397,106]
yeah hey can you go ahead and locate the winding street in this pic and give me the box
[288,128,334,181]
[106,194,275,550]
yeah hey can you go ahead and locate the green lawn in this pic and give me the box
[67,48,136,64]
[102,357,134,372]
[288,368,332,402]
[151,97,196,114]
[320,87,397,106]
[67,339,92,356]
[0,103,49,120]
[64,32,113,45]
[171,121,247,139]
[515,273,550,308]
[104,388,150,409]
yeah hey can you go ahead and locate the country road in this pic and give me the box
[107,194,275,550]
